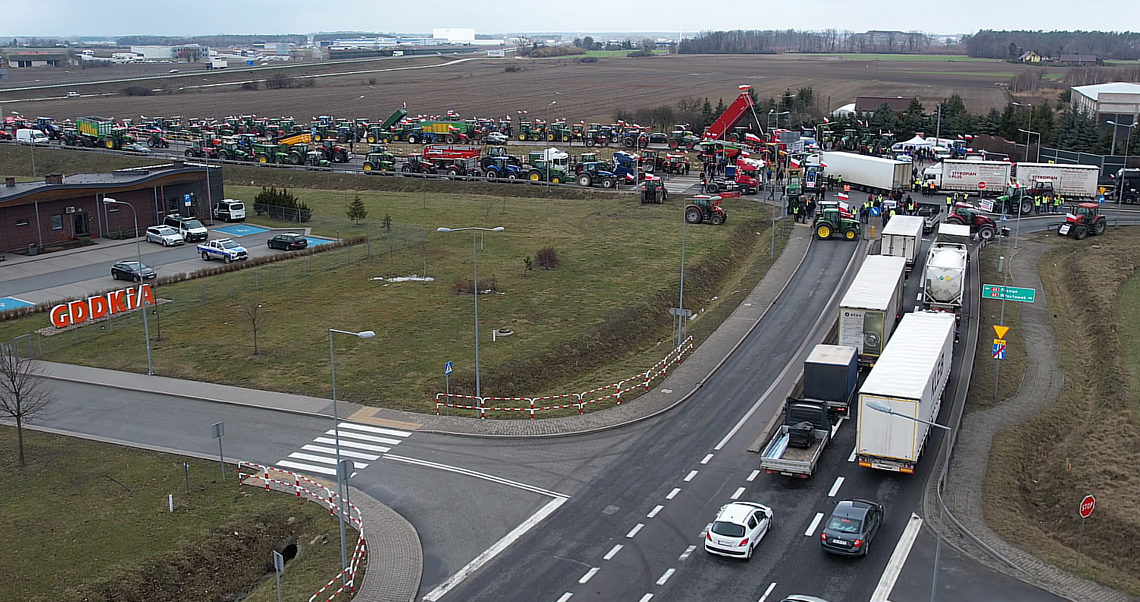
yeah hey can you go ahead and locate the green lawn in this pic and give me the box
[900,71,1016,77]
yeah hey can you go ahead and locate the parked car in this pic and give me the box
[122,143,151,154]
[145,225,184,246]
[169,69,179,73]
[267,233,308,250]
[110,260,156,281]
[704,501,773,560]
[819,499,884,557]
[211,199,246,222]
[483,132,508,145]
[162,215,209,242]
[67,91,80,98]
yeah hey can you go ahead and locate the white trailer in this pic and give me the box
[880,215,924,273]
[923,241,968,314]
[936,222,971,245]
[921,160,1011,196]
[1013,163,1100,199]
[821,152,911,194]
[838,255,907,366]
[856,311,955,473]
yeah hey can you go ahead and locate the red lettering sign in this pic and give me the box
[49,284,154,329]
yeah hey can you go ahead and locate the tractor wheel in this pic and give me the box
[602,178,616,189]
[685,142,695,150]
[407,134,418,144]
[1019,198,1034,215]
[656,190,665,204]
[711,211,725,225]
[844,228,858,241]
[1073,224,1088,240]
[519,133,527,141]
[547,133,556,142]
[685,207,703,224]
[644,163,655,173]
[290,153,302,165]
[551,175,562,185]
[336,151,348,163]
[669,139,679,150]
[106,139,116,149]
[707,183,720,194]
[258,155,269,164]
[507,173,518,181]
[485,169,498,180]
[147,138,156,148]
[642,192,651,204]
[367,134,376,143]
[447,167,461,178]
[946,216,963,225]
[313,133,322,142]
[978,225,995,241]
[401,165,412,174]
[528,170,542,182]
[816,224,832,239]
[446,134,458,144]
[185,150,195,158]
[585,138,596,147]
[1093,219,1107,236]
[218,151,231,161]
[577,174,592,187]
[363,163,373,172]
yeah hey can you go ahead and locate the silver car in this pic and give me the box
[145,225,184,246]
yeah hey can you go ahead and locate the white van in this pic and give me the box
[16,129,49,145]
[212,199,246,222]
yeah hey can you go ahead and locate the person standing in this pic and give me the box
[699,172,707,194]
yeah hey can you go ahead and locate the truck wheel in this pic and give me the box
[1093,219,1107,235]
[223,255,231,264]
[407,134,418,144]
[706,183,719,194]
[185,150,195,158]
[685,207,702,224]
[201,252,210,261]
[978,225,995,241]
[577,174,592,187]
[1073,224,1088,240]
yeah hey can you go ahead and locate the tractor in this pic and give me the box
[302,150,330,168]
[144,131,170,148]
[548,122,573,142]
[216,141,254,162]
[401,155,437,175]
[518,120,547,142]
[663,154,690,175]
[254,143,291,164]
[640,176,668,203]
[185,139,221,159]
[812,206,861,241]
[362,145,396,173]
[638,150,668,174]
[483,156,524,180]
[315,139,351,163]
[576,163,618,189]
[1058,202,1107,240]
[945,202,999,241]
[666,128,701,150]
[526,149,570,184]
[583,124,613,147]
[685,195,727,225]
[996,181,1051,216]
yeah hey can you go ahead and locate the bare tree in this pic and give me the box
[242,302,272,355]
[0,345,55,466]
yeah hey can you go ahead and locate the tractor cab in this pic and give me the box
[1058,202,1107,239]
[813,206,861,240]
[640,175,667,204]
[684,195,728,225]
[947,202,1000,241]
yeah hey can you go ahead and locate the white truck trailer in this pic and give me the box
[1013,163,1100,199]
[838,255,907,367]
[820,152,911,195]
[856,311,955,474]
[921,159,1011,196]
[923,225,969,315]
[880,215,924,273]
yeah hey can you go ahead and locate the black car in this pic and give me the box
[111,260,157,282]
[819,499,884,557]
[267,233,309,251]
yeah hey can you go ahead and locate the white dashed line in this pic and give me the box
[556,593,573,602]
[679,545,696,561]
[656,568,675,586]
[747,469,760,482]
[627,523,644,538]
[917,292,923,301]
[603,544,623,560]
[848,447,857,462]
[831,415,847,438]
[684,470,698,482]
[828,476,846,497]
[701,453,714,464]
[700,522,712,537]
[579,567,599,584]
[638,595,654,602]
[647,505,663,518]
[805,512,825,537]
[758,582,777,602]
[731,487,746,500]
[666,488,681,500]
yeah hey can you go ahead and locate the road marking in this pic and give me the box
[325,429,402,446]
[758,582,777,602]
[848,447,857,462]
[288,452,367,469]
[301,445,380,461]
[747,469,760,482]
[422,495,568,601]
[656,568,675,586]
[556,593,573,602]
[701,522,712,537]
[679,545,696,561]
[917,292,923,301]
[638,595,654,602]
[627,523,644,538]
[731,487,746,500]
[828,476,845,497]
[870,513,924,602]
[276,460,336,475]
[314,437,391,453]
[647,505,663,518]
[383,454,568,498]
[603,544,623,560]
[831,415,848,438]
[338,421,411,437]
[701,453,714,464]
[805,512,824,537]
[684,470,698,482]
[579,567,599,584]
[666,488,681,500]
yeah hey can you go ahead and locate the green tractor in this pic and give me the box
[548,121,573,142]
[216,141,254,162]
[518,120,547,142]
[362,144,396,173]
[813,206,861,241]
[527,149,569,184]
[254,143,291,164]
[684,195,727,225]
[667,128,700,150]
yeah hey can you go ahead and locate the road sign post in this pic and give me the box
[1077,495,1095,568]
[993,326,1011,397]
[211,421,225,482]
[272,550,285,602]
[444,361,453,416]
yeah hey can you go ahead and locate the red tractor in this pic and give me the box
[1058,202,1107,240]
[684,194,731,225]
[945,202,998,241]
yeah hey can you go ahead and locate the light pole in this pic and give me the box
[328,327,375,587]
[437,226,504,414]
[1017,129,1041,163]
[1012,102,1033,163]
[1107,120,1136,203]
[867,401,953,602]
[102,198,153,375]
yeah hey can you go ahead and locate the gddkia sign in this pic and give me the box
[50,284,155,328]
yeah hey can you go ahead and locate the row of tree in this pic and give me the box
[678,29,944,54]
[964,30,1140,61]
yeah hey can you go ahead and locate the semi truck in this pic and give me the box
[759,400,832,479]
[880,215,924,274]
[1013,163,1100,199]
[1114,168,1140,204]
[838,255,908,367]
[921,160,1011,195]
[820,152,910,194]
[856,311,955,474]
[922,223,970,316]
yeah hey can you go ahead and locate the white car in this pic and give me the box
[145,225,184,246]
[705,501,773,560]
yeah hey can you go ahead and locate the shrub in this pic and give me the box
[240,81,260,91]
[122,85,154,96]
[628,50,654,58]
[504,65,519,73]
[265,73,295,89]
[252,186,312,222]
[536,247,559,269]
[579,56,598,63]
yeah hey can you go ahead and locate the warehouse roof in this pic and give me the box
[1072,82,1140,101]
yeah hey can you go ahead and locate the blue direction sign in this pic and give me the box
[993,338,1006,360]
[982,284,1036,303]
[444,361,453,375]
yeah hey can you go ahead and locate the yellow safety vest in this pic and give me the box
[1034,197,1041,206]
[946,197,952,205]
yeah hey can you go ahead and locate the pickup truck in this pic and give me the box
[759,400,832,479]
[198,238,249,263]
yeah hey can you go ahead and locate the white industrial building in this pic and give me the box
[432,28,475,43]
[1072,82,1140,129]
[130,44,210,61]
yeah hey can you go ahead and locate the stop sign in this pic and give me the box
[978,181,987,190]
[1080,495,1096,518]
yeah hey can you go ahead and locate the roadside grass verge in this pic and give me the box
[966,239,1028,411]
[1,427,342,602]
[983,229,1140,596]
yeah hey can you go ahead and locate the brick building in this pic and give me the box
[0,163,222,254]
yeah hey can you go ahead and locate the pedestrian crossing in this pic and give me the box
[274,421,412,477]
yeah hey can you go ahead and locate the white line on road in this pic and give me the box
[638,594,654,602]
[579,567,599,584]
[747,469,760,482]
[337,421,411,437]
[383,454,568,498]
[758,582,777,602]
[917,292,923,301]
[647,505,663,518]
[700,523,711,537]
[301,445,379,461]
[666,488,681,500]
[288,452,367,469]
[603,544,623,560]
[701,453,714,464]
[656,568,675,586]
[627,523,644,538]
[314,437,390,453]
[422,496,568,602]
[731,487,746,500]
[871,513,924,602]
[831,415,848,439]
[805,512,824,537]
[275,460,336,475]
[679,545,696,561]
[848,447,857,462]
[828,476,846,497]
[556,593,573,602]
[325,429,402,446]
[684,470,698,482]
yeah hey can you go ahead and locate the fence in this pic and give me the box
[237,462,365,602]
[434,336,694,418]
[1038,147,1130,180]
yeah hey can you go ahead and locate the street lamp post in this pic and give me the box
[437,226,505,416]
[866,401,953,602]
[1017,129,1041,163]
[102,198,153,375]
[327,327,375,587]
[1107,121,1137,203]
[1012,102,1033,163]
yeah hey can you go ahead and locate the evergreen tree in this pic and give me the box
[346,195,368,224]
[701,97,713,119]
[715,98,726,115]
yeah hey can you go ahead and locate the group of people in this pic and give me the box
[858,193,919,225]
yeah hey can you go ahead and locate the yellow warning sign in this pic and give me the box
[993,325,1010,339]
[994,338,1006,346]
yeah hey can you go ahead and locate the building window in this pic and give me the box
[51,214,63,230]
[15,219,28,227]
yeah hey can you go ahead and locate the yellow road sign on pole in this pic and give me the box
[994,325,1010,339]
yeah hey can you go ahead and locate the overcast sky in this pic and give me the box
[5,0,1138,38]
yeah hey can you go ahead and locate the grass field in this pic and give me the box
[826,54,999,62]
[583,50,670,57]
[982,229,1140,596]
[966,240,1027,411]
[1,427,343,602]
